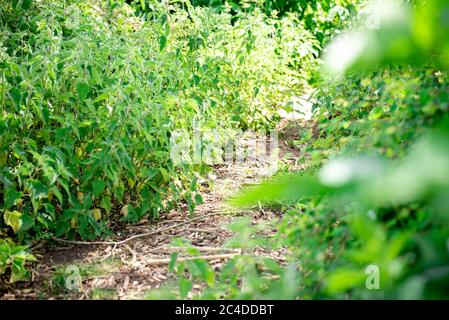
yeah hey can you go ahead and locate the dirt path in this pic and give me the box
[0,122,307,300]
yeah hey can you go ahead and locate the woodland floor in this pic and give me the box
[0,118,310,300]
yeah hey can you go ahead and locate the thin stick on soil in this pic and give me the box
[145,253,240,266]
[53,211,229,247]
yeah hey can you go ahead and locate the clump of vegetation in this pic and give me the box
[0,0,316,281]
[2,0,449,301]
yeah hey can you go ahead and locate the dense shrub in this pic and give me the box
[187,0,360,45]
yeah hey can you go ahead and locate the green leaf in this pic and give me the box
[194,193,203,205]
[368,107,384,120]
[76,82,91,100]
[51,187,63,205]
[178,277,192,299]
[4,188,21,209]
[10,260,28,283]
[94,92,109,103]
[193,74,201,85]
[190,176,198,191]
[19,213,35,232]
[0,119,7,135]
[42,105,50,126]
[168,252,179,273]
[21,0,32,10]
[92,180,107,197]
[55,220,70,237]
[159,36,167,51]
[11,0,32,10]
[100,195,112,212]
[30,180,48,198]
[141,167,158,180]
[191,259,215,287]
[159,167,170,182]
[9,88,21,107]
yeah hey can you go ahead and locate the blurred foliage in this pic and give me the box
[322,0,449,75]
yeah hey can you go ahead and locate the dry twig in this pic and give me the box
[53,212,228,247]
[145,253,240,266]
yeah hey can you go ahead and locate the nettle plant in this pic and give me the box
[1,2,193,242]
[0,0,317,280]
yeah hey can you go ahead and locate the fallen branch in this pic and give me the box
[145,253,239,266]
[171,246,241,253]
[182,227,218,234]
[144,246,241,255]
[53,211,227,247]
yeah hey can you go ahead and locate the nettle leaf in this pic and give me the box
[92,180,107,197]
[30,180,49,198]
[19,213,35,232]
[76,82,91,100]
[42,105,50,125]
[191,259,215,287]
[140,167,158,180]
[159,167,170,182]
[10,260,28,283]
[21,0,32,10]
[9,88,21,107]
[190,176,198,191]
[4,210,23,233]
[159,36,167,51]
[55,220,70,237]
[168,252,179,273]
[193,74,201,85]
[11,0,32,10]
[4,188,21,209]
[0,119,7,135]
[194,193,204,205]
[100,195,112,212]
[114,182,125,202]
[178,277,192,299]
[51,186,63,205]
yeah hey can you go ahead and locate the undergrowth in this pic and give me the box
[0,0,317,282]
